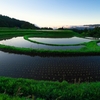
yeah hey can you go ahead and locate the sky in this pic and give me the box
[0,0,100,27]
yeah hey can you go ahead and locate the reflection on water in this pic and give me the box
[0,51,100,83]
[29,36,92,44]
[85,37,100,40]
[97,42,100,46]
[0,37,84,50]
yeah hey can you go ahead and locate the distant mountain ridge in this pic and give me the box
[59,24,100,30]
[0,14,40,29]
[84,24,100,27]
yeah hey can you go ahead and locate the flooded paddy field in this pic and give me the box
[0,51,100,83]
[0,36,92,50]
[0,31,100,83]
[29,36,91,44]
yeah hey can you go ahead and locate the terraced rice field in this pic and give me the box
[0,29,100,83]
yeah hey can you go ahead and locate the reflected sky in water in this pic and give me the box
[0,37,85,50]
[29,36,92,44]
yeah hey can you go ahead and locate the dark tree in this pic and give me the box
[0,14,40,29]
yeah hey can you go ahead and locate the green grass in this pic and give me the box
[32,29,81,37]
[0,28,42,41]
[0,94,32,100]
[0,28,80,40]
[0,77,100,100]
[0,93,44,100]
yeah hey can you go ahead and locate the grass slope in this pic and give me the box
[0,77,100,100]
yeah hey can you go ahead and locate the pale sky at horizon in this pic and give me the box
[0,0,100,27]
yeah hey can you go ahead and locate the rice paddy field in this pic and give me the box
[0,28,100,100]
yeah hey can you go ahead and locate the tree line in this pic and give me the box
[0,14,40,29]
[72,27,100,37]
[82,27,100,37]
[58,27,100,37]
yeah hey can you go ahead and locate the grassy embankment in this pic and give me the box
[0,29,100,56]
[0,27,42,40]
[0,28,100,56]
[0,77,100,100]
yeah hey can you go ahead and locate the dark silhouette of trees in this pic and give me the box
[86,27,100,37]
[57,27,64,30]
[70,28,85,34]
[57,26,100,37]
[80,27,100,37]
[69,26,100,37]
[40,27,53,30]
[0,14,40,29]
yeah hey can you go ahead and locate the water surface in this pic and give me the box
[29,36,92,44]
[0,51,100,83]
[0,37,84,50]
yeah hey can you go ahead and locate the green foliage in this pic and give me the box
[72,27,100,38]
[0,94,28,100]
[82,27,100,37]
[0,77,100,100]
[0,14,40,29]
[0,93,44,100]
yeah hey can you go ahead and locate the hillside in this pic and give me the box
[0,14,40,29]
[84,24,100,27]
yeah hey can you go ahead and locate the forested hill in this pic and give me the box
[0,14,40,29]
